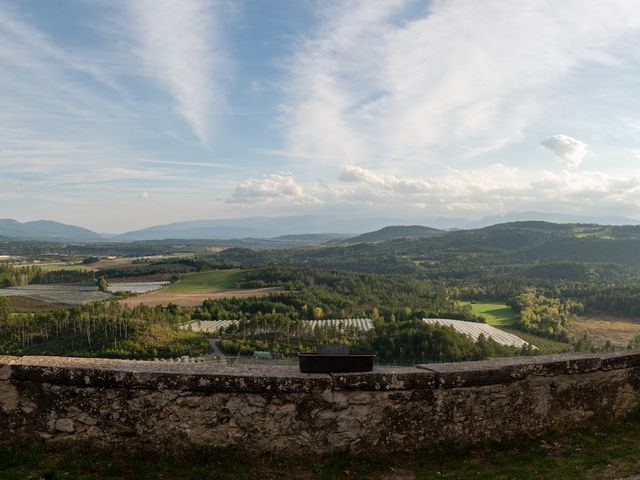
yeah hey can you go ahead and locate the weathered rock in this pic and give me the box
[55,418,75,433]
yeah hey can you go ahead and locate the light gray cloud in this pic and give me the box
[335,164,640,215]
[229,174,317,204]
[541,134,590,166]
[127,0,228,144]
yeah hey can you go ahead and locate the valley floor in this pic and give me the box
[4,414,640,479]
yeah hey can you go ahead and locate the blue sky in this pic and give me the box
[2,0,640,232]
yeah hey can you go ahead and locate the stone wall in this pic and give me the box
[2,352,640,454]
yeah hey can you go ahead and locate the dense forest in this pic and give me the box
[0,298,207,359]
[4,221,640,361]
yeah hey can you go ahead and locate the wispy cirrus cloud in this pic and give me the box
[127,0,228,145]
[280,0,640,167]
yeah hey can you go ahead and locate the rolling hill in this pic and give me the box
[345,225,443,243]
[0,219,102,241]
[218,221,640,277]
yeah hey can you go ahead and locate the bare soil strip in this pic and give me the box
[119,286,286,307]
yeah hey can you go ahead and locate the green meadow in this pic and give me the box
[165,269,245,292]
[464,301,517,327]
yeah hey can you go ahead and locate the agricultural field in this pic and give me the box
[164,269,244,292]
[569,314,640,348]
[183,318,374,334]
[6,296,70,312]
[423,318,530,348]
[462,301,572,353]
[464,301,517,327]
[120,286,284,307]
[466,301,640,350]
[119,269,284,307]
[501,328,572,354]
[182,319,238,333]
[107,281,169,294]
[0,284,111,305]
[30,263,94,272]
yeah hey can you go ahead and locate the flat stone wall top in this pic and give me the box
[3,351,640,392]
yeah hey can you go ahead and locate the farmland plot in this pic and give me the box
[120,286,284,307]
[569,314,640,348]
[108,281,169,294]
[423,318,533,348]
[0,284,111,305]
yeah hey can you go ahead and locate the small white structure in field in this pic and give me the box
[181,320,238,333]
[181,318,374,334]
[306,318,373,332]
[422,318,535,349]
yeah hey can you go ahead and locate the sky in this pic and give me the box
[2,0,640,232]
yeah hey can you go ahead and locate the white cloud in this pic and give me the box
[229,174,317,204]
[280,0,640,167]
[334,164,640,215]
[339,165,432,194]
[127,0,227,144]
[541,134,590,166]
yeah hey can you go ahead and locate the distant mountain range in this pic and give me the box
[0,219,101,241]
[1,212,639,242]
[113,216,404,241]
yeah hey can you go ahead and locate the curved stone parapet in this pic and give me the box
[2,352,640,453]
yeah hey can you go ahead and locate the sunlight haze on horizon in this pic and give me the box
[2,0,640,232]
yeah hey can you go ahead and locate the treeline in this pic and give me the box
[0,240,206,257]
[99,257,237,280]
[0,264,95,287]
[0,300,207,359]
[192,266,481,323]
[216,317,367,357]
[0,264,41,287]
[219,246,423,275]
[362,319,528,364]
[509,289,583,340]
[31,269,95,284]
[213,315,525,363]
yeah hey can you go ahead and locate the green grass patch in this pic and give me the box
[4,414,640,479]
[166,269,245,292]
[502,328,572,355]
[464,301,517,327]
[34,263,95,272]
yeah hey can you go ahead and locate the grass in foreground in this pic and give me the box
[165,269,245,292]
[4,415,640,479]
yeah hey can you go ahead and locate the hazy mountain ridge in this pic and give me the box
[114,215,404,241]
[0,219,102,241]
[344,225,443,243]
[2,212,639,242]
